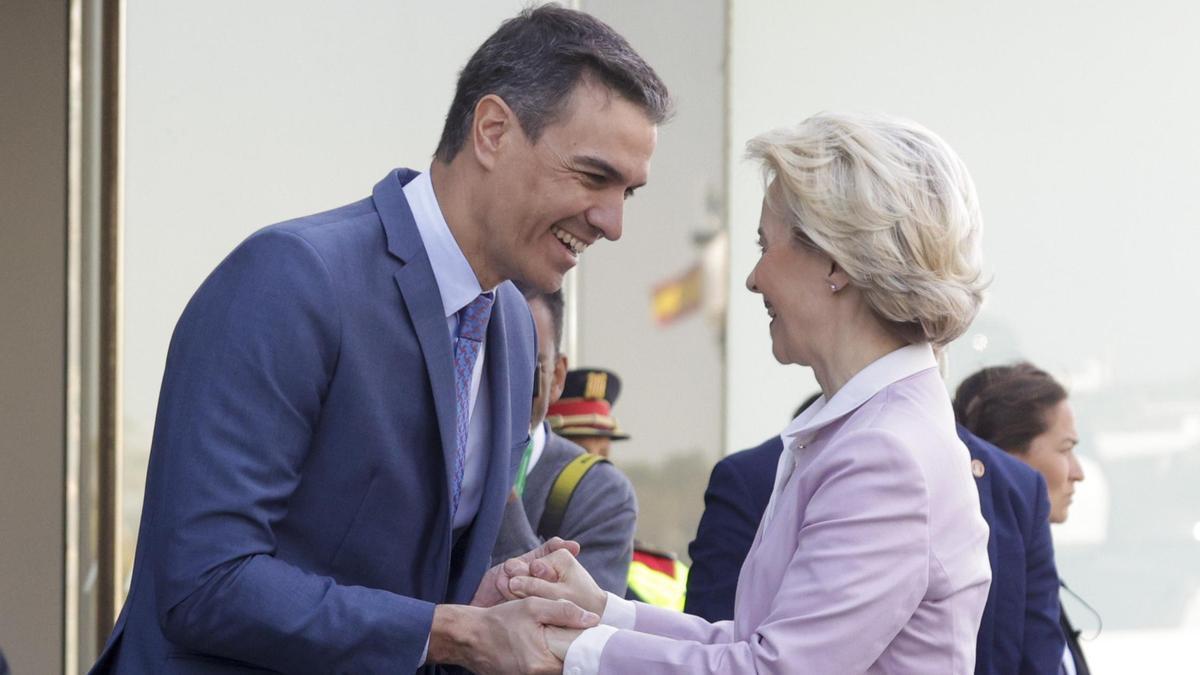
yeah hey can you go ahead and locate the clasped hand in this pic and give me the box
[458,537,606,672]
[488,538,609,661]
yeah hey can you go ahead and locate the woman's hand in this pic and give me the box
[544,626,584,662]
[509,547,607,616]
[471,538,581,608]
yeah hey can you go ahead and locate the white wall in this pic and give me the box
[726,1,1200,670]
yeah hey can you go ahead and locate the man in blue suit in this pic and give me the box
[686,420,1064,673]
[92,6,669,673]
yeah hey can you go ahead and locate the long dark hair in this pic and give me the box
[952,362,1067,454]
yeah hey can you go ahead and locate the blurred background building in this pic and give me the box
[3,1,1198,672]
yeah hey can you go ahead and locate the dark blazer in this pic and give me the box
[685,427,1066,675]
[684,435,782,622]
[959,425,1065,675]
[91,169,536,673]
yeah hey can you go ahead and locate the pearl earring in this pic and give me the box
[829,283,838,292]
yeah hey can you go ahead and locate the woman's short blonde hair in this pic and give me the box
[747,112,986,346]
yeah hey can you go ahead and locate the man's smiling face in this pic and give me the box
[483,78,658,292]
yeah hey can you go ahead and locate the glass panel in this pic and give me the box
[68,0,105,668]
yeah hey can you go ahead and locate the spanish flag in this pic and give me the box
[651,262,704,326]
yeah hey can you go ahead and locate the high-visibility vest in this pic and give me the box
[627,548,688,611]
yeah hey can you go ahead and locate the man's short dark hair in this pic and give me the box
[434,3,672,163]
[523,287,565,355]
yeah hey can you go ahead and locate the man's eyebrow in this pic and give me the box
[574,155,644,189]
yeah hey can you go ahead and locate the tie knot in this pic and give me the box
[457,292,494,342]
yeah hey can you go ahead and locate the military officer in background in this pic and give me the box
[546,368,631,458]
[545,368,691,610]
[492,291,638,595]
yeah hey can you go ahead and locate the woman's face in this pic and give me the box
[745,194,834,366]
[1016,399,1085,523]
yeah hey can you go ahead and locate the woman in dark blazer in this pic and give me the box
[955,362,1090,675]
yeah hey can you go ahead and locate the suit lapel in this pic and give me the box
[965,441,998,656]
[374,170,459,509]
[394,268,458,504]
[483,291,515,492]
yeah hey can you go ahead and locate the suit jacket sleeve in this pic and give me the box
[598,428,931,673]
[1021,471,1066,674]
[153,230,434,672]
[685,458,759,622]
[560,461,638,596]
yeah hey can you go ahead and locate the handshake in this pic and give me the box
[428,538,608,674]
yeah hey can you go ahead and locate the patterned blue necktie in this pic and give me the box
[450,292,494,519]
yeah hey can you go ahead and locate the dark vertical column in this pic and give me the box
[0,1,69,672]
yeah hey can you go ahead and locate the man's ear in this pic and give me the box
[472,94,517,171]
[550,354,568,404]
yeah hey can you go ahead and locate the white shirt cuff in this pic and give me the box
[563,624,617,675]
[599,591,636,629]
[419,635,429,666]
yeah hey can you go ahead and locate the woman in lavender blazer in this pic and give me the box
[507,112,994,673]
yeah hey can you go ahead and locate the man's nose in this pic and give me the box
[586,193,624,242]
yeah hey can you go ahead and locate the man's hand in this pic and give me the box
[508,547,607,616]
[471,537,581,608]
[429,598,598,675]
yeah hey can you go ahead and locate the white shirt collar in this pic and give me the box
[780,342,938,452]
[527,422,548,476]
[402,168,483,318]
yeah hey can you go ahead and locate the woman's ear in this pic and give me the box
[471,94,517,171]
[828,261,852,292]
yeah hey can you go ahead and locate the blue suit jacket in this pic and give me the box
[92,169,536,673]
[685,428,1064,674]
[684,435,782,622]
[959,425,1064,675]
